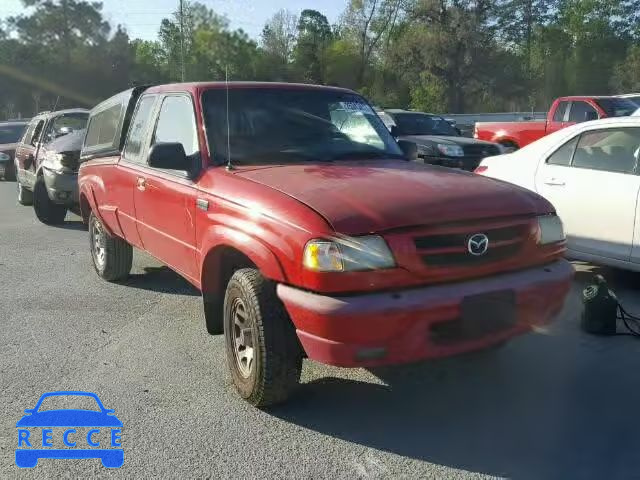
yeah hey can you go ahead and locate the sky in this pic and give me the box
[0,0,347,41]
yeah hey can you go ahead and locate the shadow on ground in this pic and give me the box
[269,265,640,479]
[123,266,199,296]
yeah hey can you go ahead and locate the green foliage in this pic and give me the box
[2,0,640,119]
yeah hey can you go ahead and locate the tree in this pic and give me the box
[293,10,333,84]
[341,0,403,84]
[612,45,640,92]
[261,9,298,66]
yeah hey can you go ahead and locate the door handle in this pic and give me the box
[136,177,146,191]
[544,177,565,186]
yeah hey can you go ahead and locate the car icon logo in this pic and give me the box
[467,233,489,256]
[15,391,123,468]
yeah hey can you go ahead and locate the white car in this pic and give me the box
[476,117,640,272]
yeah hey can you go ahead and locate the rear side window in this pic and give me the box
[553,102,569,122]
[573,128,640,174]
[152,96,198,156]
[547,136,578,166]
[123,96,156,163]
[85,105,121,149]
[568,101,598,123]
[21,120,38,145]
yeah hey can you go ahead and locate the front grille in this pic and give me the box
[414,224,527,268]
[462,144,500,157]
[423,243,520,267]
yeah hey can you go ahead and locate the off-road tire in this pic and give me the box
[224,268,302,407]
[33,177,67,225]
[89,211,133,282]
[17,179,33,206]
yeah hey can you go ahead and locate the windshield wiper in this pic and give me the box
[329,151,404,161]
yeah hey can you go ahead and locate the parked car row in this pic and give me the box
[6,82,574,407]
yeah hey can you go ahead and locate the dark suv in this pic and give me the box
[15,109,89,224]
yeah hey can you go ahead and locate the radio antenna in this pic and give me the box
[225,65,233,171]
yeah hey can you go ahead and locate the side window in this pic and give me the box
[573,128,640,174]
[21,120,38,145]
[123,96,156,163]
[568,101,598,123]
[152,96,199,157]
[30,120,45,145]
[546,136,579,166]
[85,104,122,149]
[553,102,569,122]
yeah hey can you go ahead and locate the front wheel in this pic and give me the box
[89,212,133,282]
[224,268,302,407]
[33,177,67,225]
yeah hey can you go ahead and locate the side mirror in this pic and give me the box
[397,139,418,161]
[148,142,188,171]
[584,111,598,122]
[390,125,399,138]
[24,409,34,414]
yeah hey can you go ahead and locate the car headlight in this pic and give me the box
[303,235,396,272]
[0,152,9,161]
[537,215,565,245]
[46,152,77,172]
[437,144,464,157]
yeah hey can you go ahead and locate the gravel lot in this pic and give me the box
[1,180,640,479]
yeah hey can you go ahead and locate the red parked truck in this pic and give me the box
[474,95,638,149]
[78,82,573,407]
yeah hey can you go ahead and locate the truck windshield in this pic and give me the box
[0,124,27,143]
[201,88,404,165]
[595,98,637,117]
[392,113,459,136]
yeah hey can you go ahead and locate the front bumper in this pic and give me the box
[42,167,79,205]
[277,259,573,367]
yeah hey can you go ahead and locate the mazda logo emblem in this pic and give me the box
[467,233,489,256]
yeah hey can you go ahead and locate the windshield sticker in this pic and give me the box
[339,102,374,114]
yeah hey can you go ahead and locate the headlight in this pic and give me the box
[46,152,77,172]
[437,144,464,157]
[0,152,9,161]
[303,235,396,272]
[537,215,565,245]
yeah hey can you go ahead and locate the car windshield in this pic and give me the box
[0,124,27,143]
[392,113,459,136]
[37,395,101,412]
[44,113,89,144]
[595,98,638,117]
[201,88,404,165]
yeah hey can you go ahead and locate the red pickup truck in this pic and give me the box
[78,82,573,406]
[474,95,638,149]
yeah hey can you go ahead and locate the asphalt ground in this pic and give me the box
[1,180,640,479]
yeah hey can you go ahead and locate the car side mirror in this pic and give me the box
[390,125,399,138]
[584,111,598,121]
[24,409,34,414]
[397,139,418,161]
[148,142,189,171]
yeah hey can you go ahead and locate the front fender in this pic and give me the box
[199,225,287,287]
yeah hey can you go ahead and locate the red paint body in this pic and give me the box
[79,82,573,367]
[474,96,614,149]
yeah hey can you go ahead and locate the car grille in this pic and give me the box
[462,144,500,158]
[414,224,528,269]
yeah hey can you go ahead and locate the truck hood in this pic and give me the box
[235,160,551,234]
[402,135,497,147]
